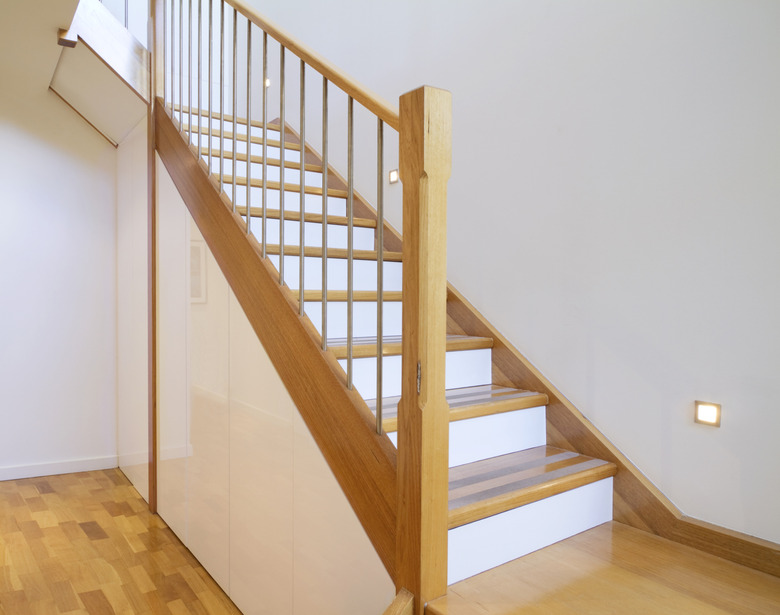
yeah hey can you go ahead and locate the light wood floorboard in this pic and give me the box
[0,469,242,615]
[426,521,780,615]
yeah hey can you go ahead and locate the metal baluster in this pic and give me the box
[279,46,285,285]
[219,0,225,192]
[208,0,213,169]
[124,0,128,28]
[245,22,252,235]
[376,118,384,433]
[321,77,328,350]
[178,0,183,131]
[187,0,192,144]
[231,9,237,211]
[261,32,268,257]
[163,0,167,107]
[347,96,354,389]
[298,60,305,315]
[197,0,201,153]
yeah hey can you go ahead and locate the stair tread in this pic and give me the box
[199,147,322,172]
[329,334,492,360]
[448,446,617,529]
[225,175,346,198]
[186,127,301,151]
[236,206,377,229]
[262,244,401,262]
[173,105,276,131]
[366,384,548,432]
[292,290,402,302]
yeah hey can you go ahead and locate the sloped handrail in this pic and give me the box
[228,0,399,130]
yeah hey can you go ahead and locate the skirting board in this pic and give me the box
[0,456,118,482]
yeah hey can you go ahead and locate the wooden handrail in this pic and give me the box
[382,589,414,615]
[396,86,453,614]
[226,0,399,131]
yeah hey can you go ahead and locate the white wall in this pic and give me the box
[0,1,119,479]
[116,118,149,498]
[241,0,780,543]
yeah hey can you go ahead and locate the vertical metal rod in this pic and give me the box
[261,32,268,257]
[163,0,167,106]
[187,0,192,144]
[124,0,128,28]
[197,0,201,152]
[298,60,305,316]
[245,22,252,235]
[178,0,183,131]
[219,0,225,192]
[231,9,237,210]
[279,46,285,285]
[376,118,384,433]
[321,77,328,350]
[347,96,354,389]
[208,0,213,169]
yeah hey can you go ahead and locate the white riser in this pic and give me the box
[341,348,492,400]
[247,219,375,252]
[386,406,547,467]
[207,159,322,187]
[306,301,402,339]
[196,135,301,162]
[448,478,613,585]
[228,186,346,216]
[182,119,282,140]
[268,255,401,292]
[186,117,283,140]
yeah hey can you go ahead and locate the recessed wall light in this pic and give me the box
[389,169,399,184]
[265,78,271,88]
[695,401,721,427]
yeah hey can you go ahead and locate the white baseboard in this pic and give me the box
[0,455,118,482]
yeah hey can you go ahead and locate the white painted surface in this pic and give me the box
[155,174,394,613]
[51,42,147,145]
[0,456,119,482]
[448,407,547,468]
[448,478,614,584]
[342,348,492,400]
[268,255,402,291]
[116,117,149,501]
[386,406,547,468]
[0,0,118,481]
[244,0,780,543]
[305,300,403,339]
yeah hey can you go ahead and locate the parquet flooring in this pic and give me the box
[0,469,243,615]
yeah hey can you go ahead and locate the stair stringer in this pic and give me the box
[154,100,399,579]
[445,285,780,577]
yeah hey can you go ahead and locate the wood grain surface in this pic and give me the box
[0,469,242,615]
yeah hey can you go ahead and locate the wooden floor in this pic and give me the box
[427,521,780,615]
[0,469,242,615]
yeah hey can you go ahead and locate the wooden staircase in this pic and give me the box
[171,109,618,586]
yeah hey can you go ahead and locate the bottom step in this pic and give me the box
[432,521,780,614]
[447,446,616,584]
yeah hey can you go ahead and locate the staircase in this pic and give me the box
[168,106,617,586]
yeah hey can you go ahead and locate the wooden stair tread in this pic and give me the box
[329,335,492,360]
[173,104,278,131]
[199,148,322,172]
[447,446,617,529]
[236,206,377,229]
[292,290,402,302]
[225,175,347,198]
[366,384,548,432]
[186,127,301,151]
[262,244,401,262]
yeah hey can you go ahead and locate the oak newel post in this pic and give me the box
[396,86,452,613]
